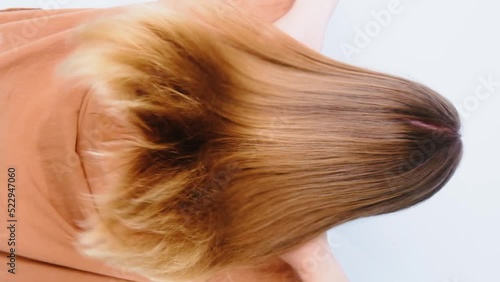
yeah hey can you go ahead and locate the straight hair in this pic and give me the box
[58,1,463,281]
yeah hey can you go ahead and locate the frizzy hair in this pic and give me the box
[58,1,463,281]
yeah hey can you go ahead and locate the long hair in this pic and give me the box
[58,1,463,281]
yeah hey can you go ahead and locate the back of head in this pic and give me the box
[59,1,463,281]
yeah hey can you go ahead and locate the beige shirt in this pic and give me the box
[0,2,293,281]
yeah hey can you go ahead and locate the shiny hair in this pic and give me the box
[58,1,463,281]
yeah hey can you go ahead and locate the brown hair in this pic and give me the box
[58,1,463,281]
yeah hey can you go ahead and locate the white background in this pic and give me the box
[1,1,499,281]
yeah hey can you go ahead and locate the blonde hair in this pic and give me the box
[59,1,463,281]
